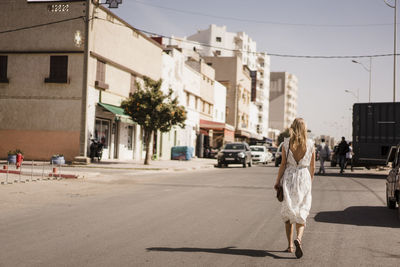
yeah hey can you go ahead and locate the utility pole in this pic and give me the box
[384,0,397,102]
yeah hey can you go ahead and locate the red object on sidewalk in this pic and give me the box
[16,153,23,169]
[3,165,7,170]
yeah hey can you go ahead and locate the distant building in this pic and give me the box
[269,72,298,132]
[185,24,271,140]
[203,56,253,142]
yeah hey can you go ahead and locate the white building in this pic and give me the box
[186,24,271,140]
[269,72,298,131]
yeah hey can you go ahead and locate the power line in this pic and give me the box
[94,16,398,59]
[131,0,394,28]
[0,16,86,35]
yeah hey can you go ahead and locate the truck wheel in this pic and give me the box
[387,189,396,209]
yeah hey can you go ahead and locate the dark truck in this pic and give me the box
[352,102,400,168]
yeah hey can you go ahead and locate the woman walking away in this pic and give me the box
[274,118,315,259]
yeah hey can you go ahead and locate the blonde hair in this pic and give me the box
[289,118,307,150]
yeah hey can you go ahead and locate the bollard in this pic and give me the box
[41,162,44,180]
[31,160,34,182]
[6,161,9,184]
[52,166,58,179]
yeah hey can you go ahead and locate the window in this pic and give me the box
[195,97,198,110]
[0,56,9,83]
[186,93,190,107]
[95,119,110,149]
[216,37,222,42]
[215,50,221,56]
[45,55,68,83]
[127,126,134,150]
[130,74,137,96]
[95,60,109,90]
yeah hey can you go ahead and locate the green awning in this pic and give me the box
[98,102,134,124]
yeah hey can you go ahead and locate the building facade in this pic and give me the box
[269,72,298,132]
[0,0,163,161]
[186,25,271,140]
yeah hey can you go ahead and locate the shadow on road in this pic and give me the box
[316,172,387,180]
[314,206,400,228]
[146,246,294,259]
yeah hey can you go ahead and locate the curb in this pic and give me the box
[0,169,78,179]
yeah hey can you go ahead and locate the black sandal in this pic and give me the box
[294,239,303,259]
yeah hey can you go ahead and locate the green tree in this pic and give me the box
[121,77,186,165]
[277,128,290,146]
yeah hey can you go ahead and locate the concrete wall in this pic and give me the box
[85,4,163,161]
[213,81,227,123]
[0,0,86,161]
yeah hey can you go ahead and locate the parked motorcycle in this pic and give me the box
[90,139,103,162]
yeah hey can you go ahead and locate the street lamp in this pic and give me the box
[384,0,397,102]
[352,58,372,102]
[345,89,359,102]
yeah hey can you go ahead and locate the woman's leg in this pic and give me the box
[295,223,305,241]
[294,223,305,258]
[285,221,294,250]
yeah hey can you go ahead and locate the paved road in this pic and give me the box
[0,164,399,266]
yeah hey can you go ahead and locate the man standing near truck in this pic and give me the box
[337,137,350,174]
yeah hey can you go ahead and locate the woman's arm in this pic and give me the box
[310,148,315,180]
[274,146,287,190]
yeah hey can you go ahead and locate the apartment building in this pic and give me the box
[186,25,271,140]
[0,0,162,161]
[203,56,253,142]
[269,72,298,132]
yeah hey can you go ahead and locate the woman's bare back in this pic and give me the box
[289,144,307,164]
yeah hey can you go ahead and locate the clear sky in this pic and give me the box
[113,0,398,141]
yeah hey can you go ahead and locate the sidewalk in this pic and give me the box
[0,158,217,184]
[69,157,217,172]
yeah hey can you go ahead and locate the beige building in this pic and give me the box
[269,72,298,132]
[204,56,252,141]
[0,0,162,161]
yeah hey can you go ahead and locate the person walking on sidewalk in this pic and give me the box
[317,138,330,175]
[274,118,315,259]
[337,137,349,174]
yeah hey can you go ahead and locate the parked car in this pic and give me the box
[268,147,278,161]
[250,145,273,165]
[386,144,400,211]
[217,142,252,168]
[275,142,284,167]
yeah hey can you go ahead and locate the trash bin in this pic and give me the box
[171,146,194,160]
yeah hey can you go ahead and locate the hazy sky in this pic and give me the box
[113,0,398,141]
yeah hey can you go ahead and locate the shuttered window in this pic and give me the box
[95,60,109,90]
[45,55,68,83]
[0,56,8,83]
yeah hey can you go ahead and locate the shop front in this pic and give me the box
[200,119,235,152]
[95,103,138,160]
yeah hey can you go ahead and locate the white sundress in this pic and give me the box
[281,138,314,224]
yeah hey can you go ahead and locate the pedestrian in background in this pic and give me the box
[274,118,315,259]
[337,137,349,174]
[317,138,330,175]
[345,141,354,172]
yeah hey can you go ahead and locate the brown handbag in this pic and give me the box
[277,185,284,202]
[277,139,290,202]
